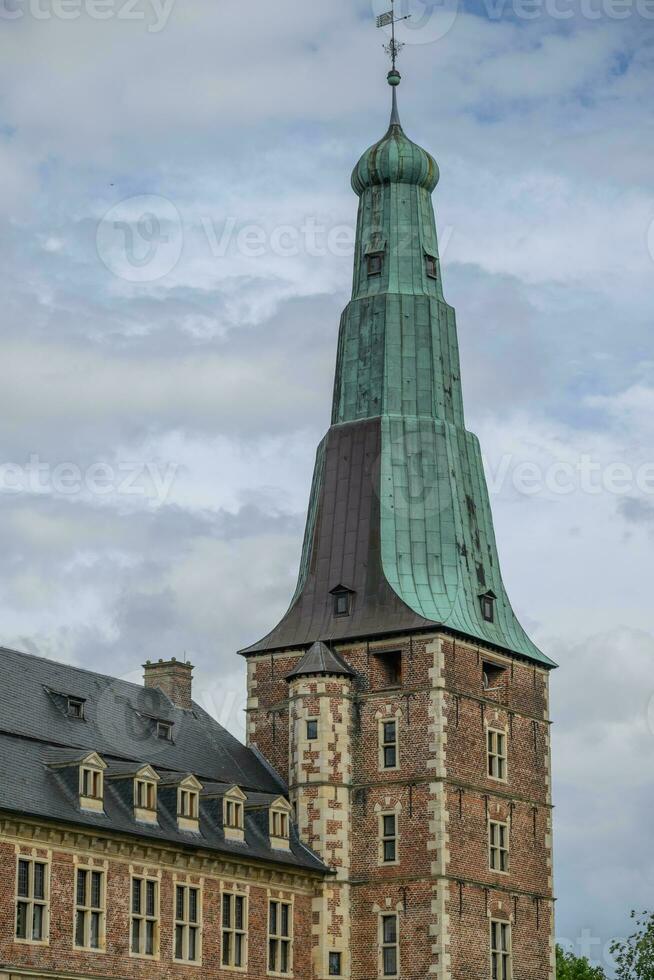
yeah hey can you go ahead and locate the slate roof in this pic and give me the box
[0,646,327,874]
[285,641,356,681]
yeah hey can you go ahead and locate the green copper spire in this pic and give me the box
[242,75,554,670]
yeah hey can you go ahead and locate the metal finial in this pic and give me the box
[377,0,410,76]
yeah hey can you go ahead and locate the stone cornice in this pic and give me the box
[0,813,322,892]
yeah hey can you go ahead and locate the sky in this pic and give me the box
[1,0,653,971]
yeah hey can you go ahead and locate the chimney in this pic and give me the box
[143,658,194,710]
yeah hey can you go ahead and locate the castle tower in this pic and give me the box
[243,70,556,980]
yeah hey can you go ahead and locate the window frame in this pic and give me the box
[487,728,508,782]
[490,919,512,980]
[379,719,399,771]
[425,252,438,280]
[306,718,319,741]
[379,912,400,978]
[221,886,248,972]
[74,866,106,952]
[15,855,49,945]
[489,819,510,874]
[173,882,202,964]
[67,696,85,719]
[268,898,293,976]
[366,252,384,277]
[328,951,343,976]
[270,808,290,842]
[481,594,496,623]
[130,874,159,959]
[379,811,399,865]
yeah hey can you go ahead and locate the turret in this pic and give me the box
[286,642,355,979]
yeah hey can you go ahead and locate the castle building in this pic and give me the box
[0,68,555,980]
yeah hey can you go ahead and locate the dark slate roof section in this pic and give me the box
[0,646,280,792]
[241,420,434,654]
[285,641,355,681]
[0,734,326,873]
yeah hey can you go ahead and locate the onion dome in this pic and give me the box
[351,74,439,197]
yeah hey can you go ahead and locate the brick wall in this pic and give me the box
[0,833,316,980]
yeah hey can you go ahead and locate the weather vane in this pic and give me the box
[376,0,411,76]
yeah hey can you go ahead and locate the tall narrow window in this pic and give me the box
[490,920,512,980]
[380,913,399,977]
[380,720,398,770]
[306,719,318,741]
[268,900,292,975]
[74,868,105,950]
[174,884,200,963]
[222,891,247,969]
[329,951,342,976]
[15,857,48,943]
[487,729,508,781]
[131,876,159,957]
[489,821,509,873]
[381,813,398,864]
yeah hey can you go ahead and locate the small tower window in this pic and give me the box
[367,252,383,277]
[480,591,496,623]
[483,661,506,692]
[306,719,318,741]
[425,253,438,279]
[329,952,342,976]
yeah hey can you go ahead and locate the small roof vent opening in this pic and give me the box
[67,696,85,720]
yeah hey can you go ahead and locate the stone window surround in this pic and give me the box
[267,891,294,977]
[74,861,107,953]
[486,725,509,783]
[375,801,402,867]
[489,818,510,874]
[14,850,51,946]
[173,877,203,965]
[490,918,512,980]
[377,712,402,772]
[130,871,160,960]
[221,881,249,972]
[223,786,247,843]
[79,752,107,813]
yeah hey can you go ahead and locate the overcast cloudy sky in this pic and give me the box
[1,0,653,970]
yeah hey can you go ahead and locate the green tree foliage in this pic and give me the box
[557,944,607,979]
[610,911,654,980]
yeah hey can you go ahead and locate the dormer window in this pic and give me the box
[81,769,102,800]
[367,252,383,277]
[179,789,198,819]
[156,721,173,742]
[269,798,293,850]
[78,753,106,813]
[331,585,354,618]
[133,766,159,824]
[176,775,202,833]
[480,591,497,623]
[425,253,438,279]
[67,697,85,720]
[222,785,247,842]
